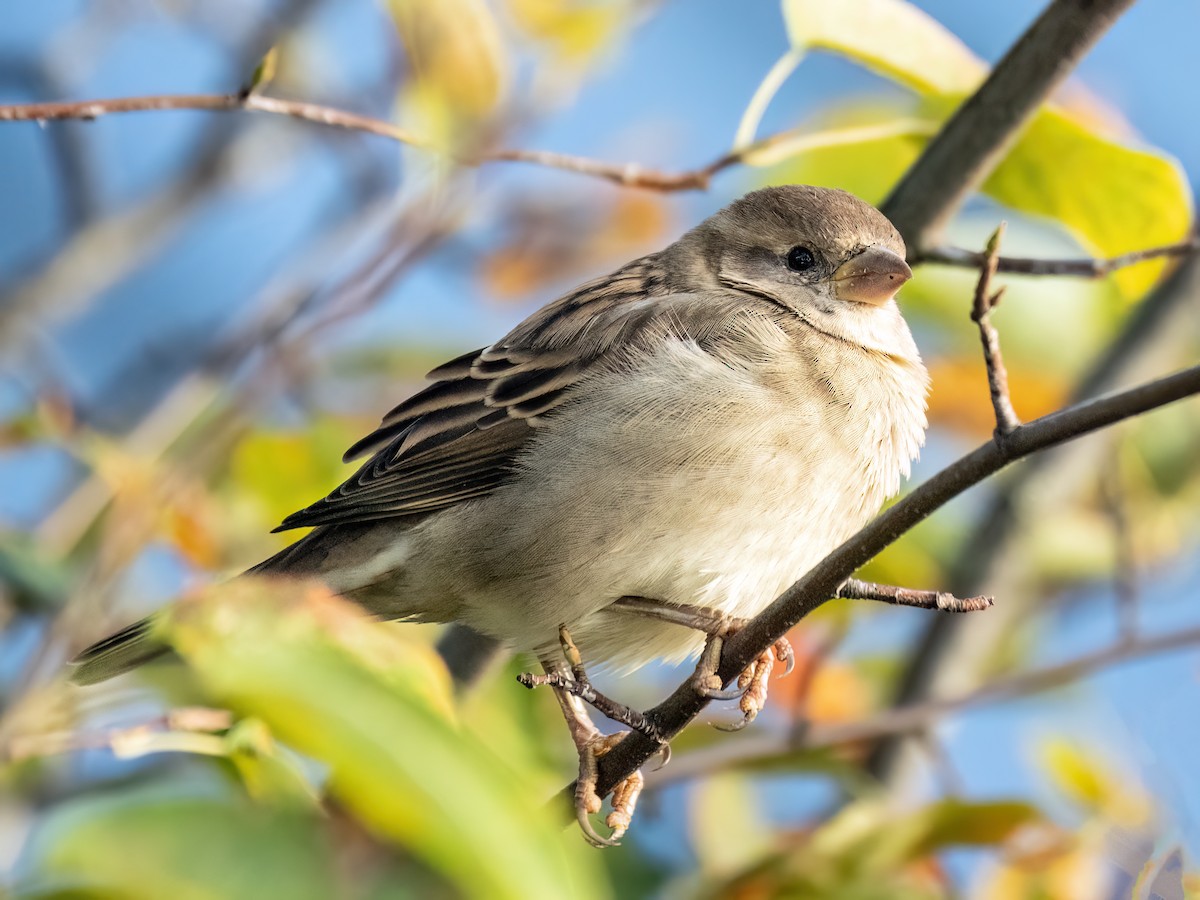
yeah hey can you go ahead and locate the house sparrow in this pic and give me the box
[73,184,928,845]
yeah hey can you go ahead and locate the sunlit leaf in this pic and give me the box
[386,0,510,135]
[750,0,1192,300]
[975,102,1192,296]
[1039,739,1114,814]
[227,418,360,533]
[166,579,607,900]
[505,0,629,64]
[781,0,982,94]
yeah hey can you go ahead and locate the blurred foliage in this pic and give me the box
[1,0,1198,898]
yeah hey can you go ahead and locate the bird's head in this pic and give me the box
[678,185,917,355]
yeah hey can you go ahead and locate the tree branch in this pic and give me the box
[0,92,934,195]
[569,362,1200,810]
[970,225,1021,438]
[881,0,1138,249]
[650,622,1200,787]
[835,579,992,613]
[918,238,1200,278]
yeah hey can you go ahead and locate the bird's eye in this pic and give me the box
[786,246,816,272]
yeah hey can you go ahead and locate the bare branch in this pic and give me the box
[882,0,1138,248]
[836,579,992,613]
[919,238,1200,278]
[651,622,1200,788]
[567,362,1200,811]
[971,225,1021,438]
[0,94,926,194]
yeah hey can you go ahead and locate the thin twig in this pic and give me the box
[650,621,1200,788]
[971,224,1021,438]
[567,362,1200,811]
[0,94,928,195]
[918,238,1200,278]
[518,671,663,743]
[836,578,993,613]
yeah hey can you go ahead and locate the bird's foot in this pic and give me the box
[692,625,794,730]
[522,624,666,846]
[574,731,644,847]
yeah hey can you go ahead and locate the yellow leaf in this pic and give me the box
[505,0,628,63]
[1040,740,1110,811]
[386,0,509,126]
[749,0,1193,302]
[781,0,982,95]
[978,103,1193,297]
[165,579,606,900]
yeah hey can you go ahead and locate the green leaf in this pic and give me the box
[750,0,1192,300]
[226,418,361,531]
[165,579,608,900]
[17,783,336,900]
[977,102,1192,296]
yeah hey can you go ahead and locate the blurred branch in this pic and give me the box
[919,238,1200,278]
[881,0,1138,248]
[650,621,1200,788]
[0,0,324,352]
[970,225,1021,437]
[4,707,233,764]
[571,361,1200,810]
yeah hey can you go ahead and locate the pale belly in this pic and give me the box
[405,343,909,670]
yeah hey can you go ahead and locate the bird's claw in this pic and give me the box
[692,629,795,729]
[574,732,643,847]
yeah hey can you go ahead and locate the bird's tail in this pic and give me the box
[69,617,170,686]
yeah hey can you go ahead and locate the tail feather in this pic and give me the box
[70,618,170,686]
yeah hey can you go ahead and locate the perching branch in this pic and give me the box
[568,361,1200,811]
[970,225,1021,438]
[881,0,1138,248]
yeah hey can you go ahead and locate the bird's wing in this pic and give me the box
[273,254,681,531]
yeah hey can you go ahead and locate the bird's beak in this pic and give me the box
[833,246,912,306]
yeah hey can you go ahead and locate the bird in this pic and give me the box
[71,184,928,845]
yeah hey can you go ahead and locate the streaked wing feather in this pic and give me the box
[276,253,678,532]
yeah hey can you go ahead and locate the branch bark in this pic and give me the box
[919,238,1200,278]
[569,362,1200,809]
[881,0,1138,249]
